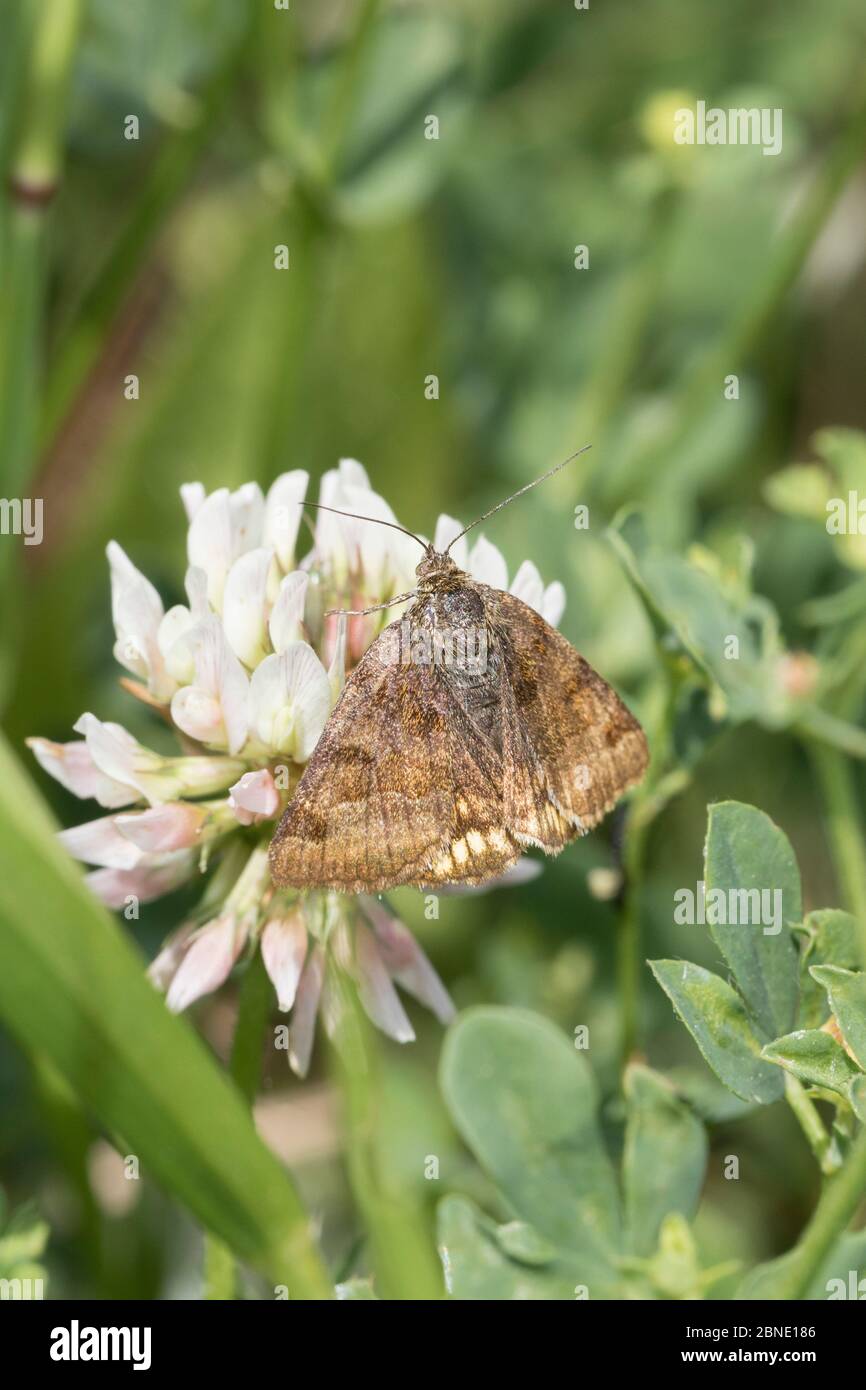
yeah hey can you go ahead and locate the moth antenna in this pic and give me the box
[301,500,427,551]
[445,444,592,552]
[325,589,418,618]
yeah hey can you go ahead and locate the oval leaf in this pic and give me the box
[439,1007,620,1262]
[704,801,800,1038]
[650,959,783,1104]
[623,1064,708,1256]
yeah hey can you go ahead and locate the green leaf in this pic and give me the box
[608,513,787,724]
[0,736,329,1297]
[799,910,864,1028]
[437,1196,592,1301]
[439,1007,620,1262]
[649,960,783,1104]
[809,966,866,1069]
[762,1030,862,1098]
[622,1065,708,1256]
[704,801,800,1038]
[494,1221,558,1267]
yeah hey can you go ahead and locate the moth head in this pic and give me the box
[415,546,461,589]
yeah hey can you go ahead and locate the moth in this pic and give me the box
[269,450,648,894]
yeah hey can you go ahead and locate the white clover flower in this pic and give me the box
[28,464,567,1075]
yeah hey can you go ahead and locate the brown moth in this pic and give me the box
[269,456,648,894]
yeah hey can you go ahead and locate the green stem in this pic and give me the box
[807,741,866,969]
[229,944,273,1105]
[770,1122,866,1299]
[617,814,648,1071]
[0,0,82,497]
[328,971,443,1300]
[617,669,686,1072]
[784,1074,841,1177]
[9,0,82,194]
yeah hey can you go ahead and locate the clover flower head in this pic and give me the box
[29,461,565,1074]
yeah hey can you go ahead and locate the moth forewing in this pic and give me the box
[269,554,647,893]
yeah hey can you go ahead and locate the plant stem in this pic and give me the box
[0,0,82,497]
[229,944,273,1105]
[771,1121,866,1298]
[784,1074,841,1177]
[807,741,866,969]
[327,971,442,1300]
[617,813,648,1071]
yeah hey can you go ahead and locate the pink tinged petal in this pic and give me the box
[269,571,309,654]
[509,559,545,614]
[353,922,415,1043]
[26,736,137,808]
[165,914,244,1013]
[228,769,280,826]
[170,686,225,746]
[288,943,326,1077]
[73,712,244,805]
[542,581,566,628]
[87,852,195,910]
[261,912,308,1011]
[180,482,206,521]
[169,616,250,755]
[106,541,173,699]
[264,470,309,570]
[433,514,468,570]
[72,714,151,801]
[248,642,331,761]
[468,535,508,590]
[148,921,197,990]
[58,815,143,870]
[115,801,208,852]
[362,900,455,1025]
[222,547,279,668]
